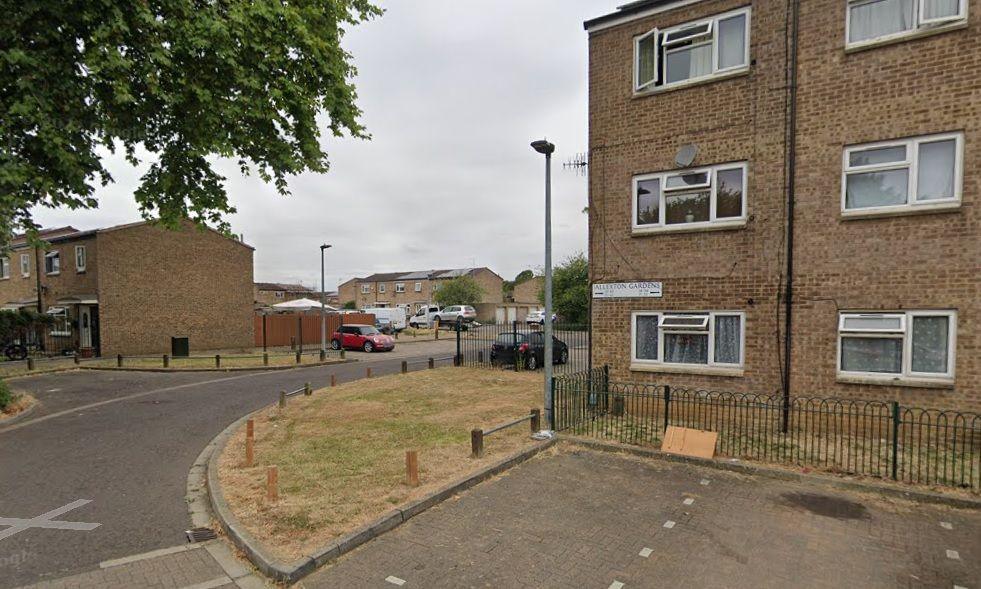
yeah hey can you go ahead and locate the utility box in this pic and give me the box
[171,336,190,357]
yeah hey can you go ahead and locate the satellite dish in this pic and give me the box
[675,144,698,168]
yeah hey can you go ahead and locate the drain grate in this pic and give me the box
[185,527,218,543]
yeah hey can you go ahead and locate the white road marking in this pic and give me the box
[683,498,695,505]
[700,479,710,486]
[609,582,625,589]
[386,576,406,586]
[946,549,960,560]
[0,499,101,542]
[639,547,653,558]
[940,521,953,530]
[663,520,676,529]
[100,543,203,569]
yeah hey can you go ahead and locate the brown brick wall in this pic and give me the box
[0,247,40,305]
[96,223,254,356]
[587,0,979,411]
[512,277,543,305]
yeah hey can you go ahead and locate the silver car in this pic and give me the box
[434,305,477,325]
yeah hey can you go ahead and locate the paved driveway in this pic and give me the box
[0,344,453,589]
[302,448,981,589]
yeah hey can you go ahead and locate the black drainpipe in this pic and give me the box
[782,0,801,434]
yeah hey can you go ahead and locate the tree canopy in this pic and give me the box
[538,253,589,325]
[434,276,484,308]
[1,0,382,248]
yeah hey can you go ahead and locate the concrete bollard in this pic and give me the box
[304,382,312,396]
[405,450,419,487]
[267,466,278,501]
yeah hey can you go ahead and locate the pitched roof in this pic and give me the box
[255,282,314,292]
[355,267,496,283]
[584,0,691,31]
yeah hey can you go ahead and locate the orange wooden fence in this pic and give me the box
[253,313,375,348]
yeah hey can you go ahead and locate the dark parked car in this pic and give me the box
[330,324,395,353]
[490,331,568,370]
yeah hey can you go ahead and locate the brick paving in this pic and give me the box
[301,448,981,589]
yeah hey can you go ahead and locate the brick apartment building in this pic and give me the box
[338,268,504,315]
[585,0,979,411]
[254,283,338,309]
[1,221,254,356]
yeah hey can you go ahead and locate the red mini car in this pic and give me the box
[330,324,395,353]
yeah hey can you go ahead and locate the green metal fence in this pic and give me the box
[551,368,980,491]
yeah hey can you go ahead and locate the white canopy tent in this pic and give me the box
[271,298,339,313]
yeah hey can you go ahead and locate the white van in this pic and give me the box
[408,305,441,328]
[361,307,407,332]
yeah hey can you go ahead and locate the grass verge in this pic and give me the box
[218,367,541,561]
[0,391,36,421]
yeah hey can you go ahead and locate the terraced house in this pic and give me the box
[585,0,979,411]
[0,221,254,357]
[338,267,504,317]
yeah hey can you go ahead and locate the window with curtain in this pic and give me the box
[838,311,955,380]
[847,0,966,46]
[633,7,750,92]
[632,311,744,368]
[634,163,746,232]
[0,257,9,280]
[842,132,961,213]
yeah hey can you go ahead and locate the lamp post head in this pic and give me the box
[530,139,555,156]
[320,244,332,251]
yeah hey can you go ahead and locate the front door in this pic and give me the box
[79,305,93,348]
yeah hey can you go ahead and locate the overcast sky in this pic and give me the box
[31,1,621,290]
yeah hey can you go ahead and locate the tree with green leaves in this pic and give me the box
[539,253,589,325]
[342,300,357,310]
[434,276,484,308]
[1,0,382,248]
[503,269,535,299]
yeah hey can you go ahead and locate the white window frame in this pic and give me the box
[20,253,30,277]
[0,257,9,280]
[634,6,749,93]
[845,0,968,49]
[631,311,745,369]
[841,131,963,216]
[395,283,405,293]
[48,307,72,337]
[837,310,956,382]
[633,162,748,234]
[75,245,86,272]
[379,283,386,293]
[361,284,370,294]
[45,251,61,275]
[414,282,422,292]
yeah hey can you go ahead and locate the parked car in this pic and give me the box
[361,307,407,332]
[434,305,477,326]
[330,324,395,353]
[489,331,569,370]
[526,310,557,326]
[408,305,441,328]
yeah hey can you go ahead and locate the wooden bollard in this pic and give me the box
[366,367,372,378]
[401,360,408,374]
[530,408,541,433]
[245,418,255,467]
[319,349,326,362]
[304,382,312,396]
[478,350,484,363]
[295,351,301,364]
[340,349,346,360]
[163,354,169,368]
[405,450,419,487]
[267,466,278,501]
[215,354,221,368]
[27,358,35,371]
[330,374,336,387]
[428,357,435,369]
[470,429,484,459]
[73,355,80,365]
[117,354,123,368]
[263,352,269,366]
[279,390,287,409]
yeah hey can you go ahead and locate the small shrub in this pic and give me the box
[0,379,12,412]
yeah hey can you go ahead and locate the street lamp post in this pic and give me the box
[320,244,332,353]
[531,138,555,429]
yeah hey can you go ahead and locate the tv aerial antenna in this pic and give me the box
[563,152,589,177]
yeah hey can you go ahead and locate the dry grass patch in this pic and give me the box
[218,367,542,561]
[0,392,36,421]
